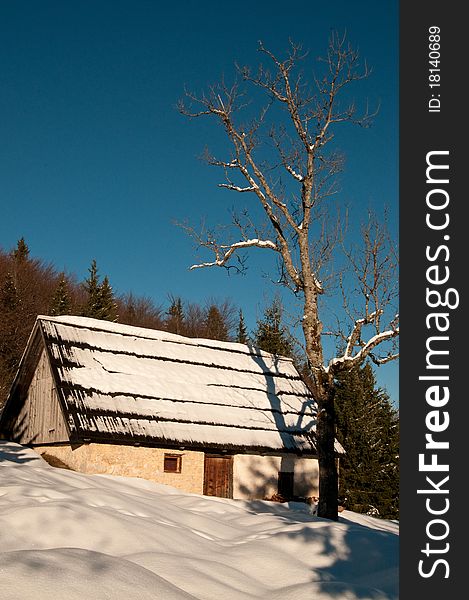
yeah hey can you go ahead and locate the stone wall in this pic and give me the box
[34,443,205,494]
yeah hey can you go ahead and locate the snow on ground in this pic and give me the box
[0,442,398,599]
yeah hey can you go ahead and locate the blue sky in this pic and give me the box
[0,1,398,402]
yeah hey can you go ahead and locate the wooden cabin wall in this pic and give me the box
[11,348,69,444]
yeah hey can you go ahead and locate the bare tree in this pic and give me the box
[179,33,399,520]
[117,292,165,330]
[0,240,67,408]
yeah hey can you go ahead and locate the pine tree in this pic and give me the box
[97,276,118,321]
[166,296,185,335]
[11,237,30,262]
[1,272,18,311]
[82,259,101,318]
[49,274,72,316]
[204,304,229,341]
[254,296,294,358]
[236,309,248,344]
[81,260,117,321]
[335,363,399,520]
[10,238,30,294]
[0,273,21,377]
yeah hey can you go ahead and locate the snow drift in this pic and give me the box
[0,441,398,599]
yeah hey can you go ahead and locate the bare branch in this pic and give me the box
[369,352,400,366]
[326,324,399,374]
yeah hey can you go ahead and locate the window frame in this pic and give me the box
[163,453,182,473]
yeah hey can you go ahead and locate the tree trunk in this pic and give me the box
[301,290,338,520]
[316,386,339,520]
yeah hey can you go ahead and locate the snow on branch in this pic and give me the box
[326,315,399,375]
[285,164,304,182]
[190,238,278,270]
[344,309,382,357]
[219,183,258,193]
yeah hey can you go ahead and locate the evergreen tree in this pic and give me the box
[97,276,118,321]
[0,273,22,390]
[82,259,101,318]
[236,309,249,344]
[1,272,18,311]
[49,274,72,316]
[254,296,294,358]
[11,237,30,262]
[335,363,399,520]
[204,304,229,341]
[166,296,185,335]
[81,260,117,321]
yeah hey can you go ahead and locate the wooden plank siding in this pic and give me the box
[11,348,69,445]
[203,455,233,498]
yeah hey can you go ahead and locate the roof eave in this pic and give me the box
[36,431,319,456]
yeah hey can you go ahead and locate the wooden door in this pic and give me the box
[203,454,233,498]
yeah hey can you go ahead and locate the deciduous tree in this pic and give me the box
[0,240,59,407]
[179,34,399,519]
[118,292,164,330]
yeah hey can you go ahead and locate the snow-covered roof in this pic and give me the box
[10,315,344,454]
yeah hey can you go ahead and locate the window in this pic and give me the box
[164,454,182,473]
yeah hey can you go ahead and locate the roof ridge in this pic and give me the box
[37,315,294,362]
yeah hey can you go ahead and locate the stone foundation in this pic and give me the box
[33,443,320,500]
[34,443,205,494]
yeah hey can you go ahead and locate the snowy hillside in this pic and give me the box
[0,442,398,599]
